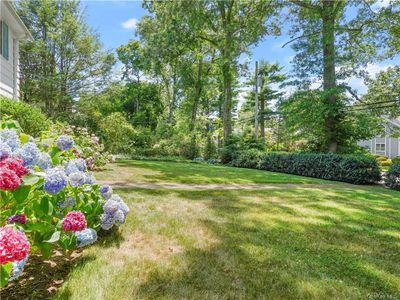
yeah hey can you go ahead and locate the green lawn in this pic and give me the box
[50,161,400,299]
[95,160,340,185]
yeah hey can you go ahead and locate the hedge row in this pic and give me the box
[231,150,381,184]
[0,97,50,136]
[385,162,400,190]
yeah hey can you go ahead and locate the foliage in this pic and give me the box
[392,156,400,164]
[385,162,400,190]
[17,0,115,118]
[0,97,50,136]
[0,120,129,287]
[99,113,135,154]
[231,151,381,184]
[41,123,111,170]
[279,90,382,153]
[231,149,263,169]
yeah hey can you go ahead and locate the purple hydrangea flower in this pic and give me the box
[100,213,115,230]
[118,202,130,217]
[0,129,20,151]
[114,210,126,225]
[58,196,76,208]
[68,171,86,187]
[85,173,96,185]
[44,167,67,194]
[0,142,11,160]
[36,152,52,170]
[9,255,29,281]
[99,185,112,200]
[103,199,120,215]
[56,135,74,150]
[8,214,27,224]
[74,228,97,248]
[14,142,40,166]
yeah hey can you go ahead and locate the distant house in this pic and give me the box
[0,1,33,100]
[358,118,400,159]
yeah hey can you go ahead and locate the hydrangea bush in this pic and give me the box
[40,122,111,170]
[0,120,129,287]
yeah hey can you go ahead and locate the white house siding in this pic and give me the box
[0,28,15,99]
[358,123,400,159]
[0,1,31,100]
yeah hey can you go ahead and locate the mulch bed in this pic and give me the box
[0,250,83,300]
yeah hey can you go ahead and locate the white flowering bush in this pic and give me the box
[0,119,129,287]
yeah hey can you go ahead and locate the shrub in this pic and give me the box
[231,149,263,169]
[385,162,400,190]
[255,152,381,184]
[100,112,135,153]
[380,159,392,167]
[40,123,110,170]
[0,97,50,136]
[392,156,400,164]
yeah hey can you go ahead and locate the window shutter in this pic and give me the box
[2,22,9,60]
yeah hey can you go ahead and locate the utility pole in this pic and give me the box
[254,61,259,139]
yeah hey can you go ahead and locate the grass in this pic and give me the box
[51,162,400,299]
[95,160,340,185]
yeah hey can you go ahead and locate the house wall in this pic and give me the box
[0,28,15,99]
[358,124,400,159]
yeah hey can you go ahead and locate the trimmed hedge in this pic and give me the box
[0,97,50,136]
[232,150,381,184]
[385,162,400,190]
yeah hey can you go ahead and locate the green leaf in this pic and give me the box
[12,185,31,203]
[19,133,30,144]
[45,231,61,243]
[22,173,40,186]
[0,262,12,287]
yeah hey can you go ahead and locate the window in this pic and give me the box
[0,21,9,60]
[376,143,385,153]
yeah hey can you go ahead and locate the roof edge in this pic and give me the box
[4,1,34,41]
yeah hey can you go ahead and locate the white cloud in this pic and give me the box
[121,18,138,30]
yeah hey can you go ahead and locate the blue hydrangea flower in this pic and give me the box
[110,194,122,203]
[85,173,96,185]
[103,199,120,215]
[0,142,11,160]
[0,129,20,151]
[44,167,67,194]
[114,210,126,225]
[118,202,130,217]
[58,196,76,208]
[36,152,52,170]
[99,185,113,200]
[14,142,40,166]
[56,135,74,150]
[74,228,97,248]
[68,171,86,187]
[100,213,115,230]
[9,255,29,281]
[64,158,87,175]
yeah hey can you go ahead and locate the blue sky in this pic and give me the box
[83,0,396,97]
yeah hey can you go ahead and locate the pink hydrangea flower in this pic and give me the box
[0,168,21,191]
[0,157,28,178]
[0,227,30,265]
[62,211,87,232]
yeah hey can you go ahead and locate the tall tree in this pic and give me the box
[287,0,389,152]
[17,0,115,118]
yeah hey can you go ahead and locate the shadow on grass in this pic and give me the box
[0,251,96,300]
[134,187,400,299]
[97,227,125,248]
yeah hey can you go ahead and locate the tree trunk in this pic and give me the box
[322,0,338,153]
[190,58,203,131]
